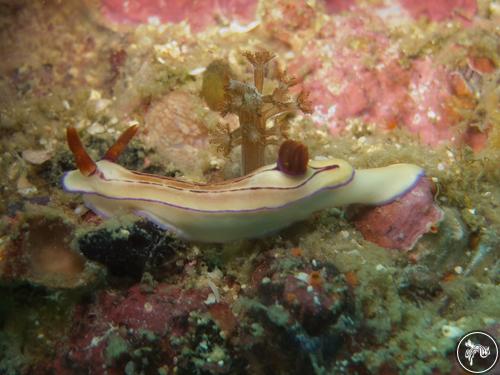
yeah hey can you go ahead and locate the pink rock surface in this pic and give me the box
[400,0,477,22]
[97,0,490,148]
[287,10,465,147]
[100,0,258,31]
[51,283,209,373]
[323,0,356,14]
[403,58,457,145]
[352,177,444,251]
[99,284,209,332]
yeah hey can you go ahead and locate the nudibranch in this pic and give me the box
[62,126,425,243]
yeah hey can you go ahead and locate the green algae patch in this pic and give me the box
[0,285,87,374]
[266,304,291,327]
[105,333,130,365]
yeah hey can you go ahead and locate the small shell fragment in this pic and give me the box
[218,20,260,36]
[22,149,52,165]
[189,67,206,76]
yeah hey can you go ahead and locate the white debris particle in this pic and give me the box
[437,163,445,171]
[89,89,101,101]
[426,109,437,120]
[311,105,336,124]
[144,302,153,312]
[154,40,182,60]
[208,268,223,282]
[204,294,217,305]
[74,205,87,215]
[189,67,206,76]
[218,20,260,36]
[295,272,309,283]
[147,16,161,26]
[340,230,350,239]
[207,279,220,303]
[454,266,463,274]
[88,122,105,135]
[119,228,130,238]
[95,98,111,112]
[270,8,283,19]
[375,264,386,272]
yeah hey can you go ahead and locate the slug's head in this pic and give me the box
[66,125,139,176]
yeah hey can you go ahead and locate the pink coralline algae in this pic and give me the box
[400,0,477,23]
[287,12,465,147]
[278,3,494,150]
[100,0,258,31]
[323,0,356,14]
[97,284,210,333]
[352,177,444,251]
[51,284,211,373]
[43,248,356,374]
[323,0,477,21]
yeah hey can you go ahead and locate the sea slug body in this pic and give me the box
[63,126,425,243]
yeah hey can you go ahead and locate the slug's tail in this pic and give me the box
[66,127,97,177]
[66,125,139,176]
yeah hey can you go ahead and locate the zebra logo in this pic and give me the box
[456,331,498,374]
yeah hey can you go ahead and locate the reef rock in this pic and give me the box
[77,219,180,280]
[49,283,211,374]
[0,215,101,289]
[352,177,444,251]
[99,0,258,32]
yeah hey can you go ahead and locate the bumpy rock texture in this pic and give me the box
[352,177,444,251]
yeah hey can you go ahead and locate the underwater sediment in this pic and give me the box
[0,0,499,374]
